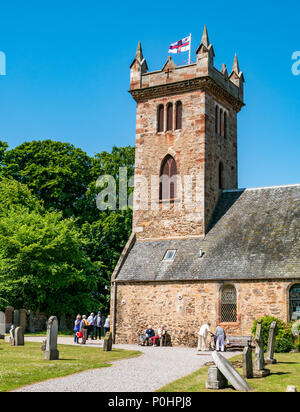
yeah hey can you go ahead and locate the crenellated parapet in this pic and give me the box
[130,26,245,112]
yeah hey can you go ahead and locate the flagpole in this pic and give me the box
[189,33,192,64]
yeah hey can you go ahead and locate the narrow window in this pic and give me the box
[219,162,224,190]
[221,285,237,323]
[175,101,182,130]
[167,103,173,131]
[224,112,227,139]
[157,104,164,132]
[215,105,219,134]
[159,155,177,201]
[220,108,223,137]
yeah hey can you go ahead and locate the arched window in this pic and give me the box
[175,101,182,130]
[215,105,219,134]
[157,104,164,132]
[221,285,237,323]
[224,112,227,138]
[289,284,300,321]
[219,162,225,190]
[167,103,173,131]
[159,155,177,201]
[220,108,223,137]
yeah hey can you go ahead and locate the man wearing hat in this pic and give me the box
[94,311,102,340]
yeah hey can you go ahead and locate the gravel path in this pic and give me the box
[14,337,239,392]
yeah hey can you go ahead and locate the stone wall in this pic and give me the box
[113,280,289,347]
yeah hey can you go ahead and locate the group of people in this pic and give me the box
[140,325,167,346]
[197,322,227,352]
[73,312,110,344]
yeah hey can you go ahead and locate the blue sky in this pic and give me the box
[0,0,299,188]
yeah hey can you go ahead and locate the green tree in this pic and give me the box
[0,179,100,315]
[0,140,92,218]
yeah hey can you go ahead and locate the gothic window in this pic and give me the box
[215,105,219,134]
[289,284,300,321]
[219,162,225,190]
[159,155,177,201]
[221,285,237,323]
[157,104,164,132]
[175,101,182,130]
[224,112,227,138]
[220,108,223,137]
[167,103,173,131]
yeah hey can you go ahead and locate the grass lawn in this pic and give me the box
[158,353,300,392]
[0,341,141,392]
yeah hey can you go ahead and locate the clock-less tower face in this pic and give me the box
[129,28,244,241]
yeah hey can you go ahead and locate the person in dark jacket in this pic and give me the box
[142,325,155,346]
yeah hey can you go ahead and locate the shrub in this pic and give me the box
[251,316,293,353]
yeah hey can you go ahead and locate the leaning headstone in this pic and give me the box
[43,316,59,360]
[5,306,14,333]
[212,351,252,392]
[0,311,5,339]
[206,365,228,389]
[286,385,297,392]
[14,326,24,346]
[253,320,270,377]
[9,325,15,346]
[103,331,112,351]
[265,321,277,364]
[13,310,20,328]
[19,309,27,331]
[243,346,253,379]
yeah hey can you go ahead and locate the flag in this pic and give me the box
[168,36,191,54]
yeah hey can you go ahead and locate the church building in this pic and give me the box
[110,26,300,346]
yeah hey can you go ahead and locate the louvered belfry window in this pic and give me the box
[175,101,182,130]
[221,286,237,323]
[157,104,164,132]
[160,155,177,201]
[167,103,173,131]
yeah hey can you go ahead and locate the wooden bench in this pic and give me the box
[225,335,252,350]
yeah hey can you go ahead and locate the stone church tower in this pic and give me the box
[129,26,244,240]
[110,26,299,347]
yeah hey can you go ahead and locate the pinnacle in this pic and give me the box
[136,40,144,62]
[232,53,240,74]
[201,24,210,48]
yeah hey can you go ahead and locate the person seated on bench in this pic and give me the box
[157,325,167,346]
[141,325,155,346]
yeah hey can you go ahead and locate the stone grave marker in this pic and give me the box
[265,321,277,364]
[15,326,24,346]
[212,351,252,392]
[14,309,20,328]
[253,320,270,377]
[28,311,36,333]
[19,309,27,331]
[243,345,253,379]
[103,331,112,351]
[206,365,228,389]
[0,311,5,339]
[5,306,14,333]
[43,316,59,360]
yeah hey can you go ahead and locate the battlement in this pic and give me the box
[130,26,244,111]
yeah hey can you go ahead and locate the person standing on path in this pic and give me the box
[87,312,95,340]
[80,315,88,344]
[94,311,102,340]
[73,314,81,344]
[197,322,212,351]
[104,315,110,337]
[215,324,226,352]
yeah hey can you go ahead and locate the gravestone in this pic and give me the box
[43,316,59,360]
[15,326,24,346]
[243,346,253,379]
[265,321,277,364]
[9,325,15,346]
[206,365,228,389]
[27,311,35,333]
[19,309,27,331]
[212,351,252,392]
[103,331,112,351]
[253,320,270,377]
[14,310,20,328]
[0,311,5,339]
[5,306,14,333]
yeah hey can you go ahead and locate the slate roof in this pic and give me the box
[116,185,300,282]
